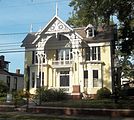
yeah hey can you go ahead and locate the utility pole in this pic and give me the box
[112,24,121,103]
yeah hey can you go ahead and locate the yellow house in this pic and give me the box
[21,14,115,98]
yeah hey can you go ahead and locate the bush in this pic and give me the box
[12,90,26,106]
[96,87,111,99]
[35,87,67,102]
[0,81,9,97]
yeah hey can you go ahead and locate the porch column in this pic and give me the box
[71,49,81,99]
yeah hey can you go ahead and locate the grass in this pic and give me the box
[0,113,81,120]
[40,99,134,109]
[1,96,134,109]
[0,97,134,119]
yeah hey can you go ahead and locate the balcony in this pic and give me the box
[52,60,73,68]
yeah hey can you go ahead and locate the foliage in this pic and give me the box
[68,0,133,26]
[67,0,119,27]
[96,87,111,99]
[118,55,134,80]
[12,90,26,106]
[68,0,134,50]
[35,87,68,103]
[0,81,9,97]
[68,0,134,79]
[119,20,134,55]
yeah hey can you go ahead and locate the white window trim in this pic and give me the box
[92,69,102,88]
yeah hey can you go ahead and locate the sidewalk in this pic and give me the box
[1,104,134,119]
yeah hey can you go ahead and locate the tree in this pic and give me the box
[67,0,118,27]
[68,0,134,26]
[68,0,134,78]
[117,52,134,79]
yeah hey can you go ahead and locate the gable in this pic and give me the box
[46,17,72,33]
[32,15,74,44]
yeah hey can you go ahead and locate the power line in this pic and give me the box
[0,0,70,8]
[0,44,112,54]
[0,42,21,45]
[0,32,28,36]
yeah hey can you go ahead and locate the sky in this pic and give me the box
[0,0,72,74]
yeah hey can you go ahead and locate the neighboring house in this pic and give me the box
[21,14,116,98]
[0,55,24,92]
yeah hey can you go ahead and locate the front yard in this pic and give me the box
[39,99,134,109]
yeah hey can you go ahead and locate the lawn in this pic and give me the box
[40,99,134,109]
[0,113,83,120]
[1,96,134,109]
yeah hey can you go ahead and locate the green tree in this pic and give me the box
[118,51,134,80]
[68,0,134,78]
[67,0,118,27]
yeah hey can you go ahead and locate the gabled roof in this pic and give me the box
[74,26,114,43]
[0,69,10,75]
[0,69,24,77]
[21,32,36,48]
[32,15,74,44]
[21,14,115,48]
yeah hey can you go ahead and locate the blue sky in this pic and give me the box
[0,0,72,73]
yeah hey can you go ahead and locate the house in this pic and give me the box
[0,55,24,92]
[21,14,116,99]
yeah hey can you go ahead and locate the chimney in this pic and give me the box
[16,69,20,74]
[0,55,5,69]
[0,55,5,61]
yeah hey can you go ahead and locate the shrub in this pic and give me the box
[12,90,26,106]
[96,87,111,99]
[0,81,9,97]
[35,87,67,102]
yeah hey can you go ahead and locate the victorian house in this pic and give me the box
[21,14,115,98]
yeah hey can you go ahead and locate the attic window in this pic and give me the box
[85,24,95,38]
[88,28,93,36]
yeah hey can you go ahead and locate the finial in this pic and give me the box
[30,24,33,33]
[56,2,58,16]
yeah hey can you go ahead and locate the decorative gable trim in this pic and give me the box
[32,15,74,44]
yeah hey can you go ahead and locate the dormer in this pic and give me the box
[85,24,95,38]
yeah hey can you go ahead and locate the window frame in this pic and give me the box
[85,46,101,61]
[93,70,99,87]
[59,71,70,87]
[32,72,35,88]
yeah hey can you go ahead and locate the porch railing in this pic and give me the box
[52,60,73,66]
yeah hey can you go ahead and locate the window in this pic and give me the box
[93,70,99,87]
[14,77,17,90]
[56,49,72,61]
[60,71,69,87]
[32,72,35,88]
[85,47,90,61]
[84,70,88,87]
[36,77,40,88]
[36,72,44,88]
[32,51,45,64]
[7,76,10,89]
[88,28,93,37]
[98,46,101,60]
[92,47,97,60]
[42,72,44,86]
[85,46,101,61]
[32,51,38,64]
[35,52,38,63]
